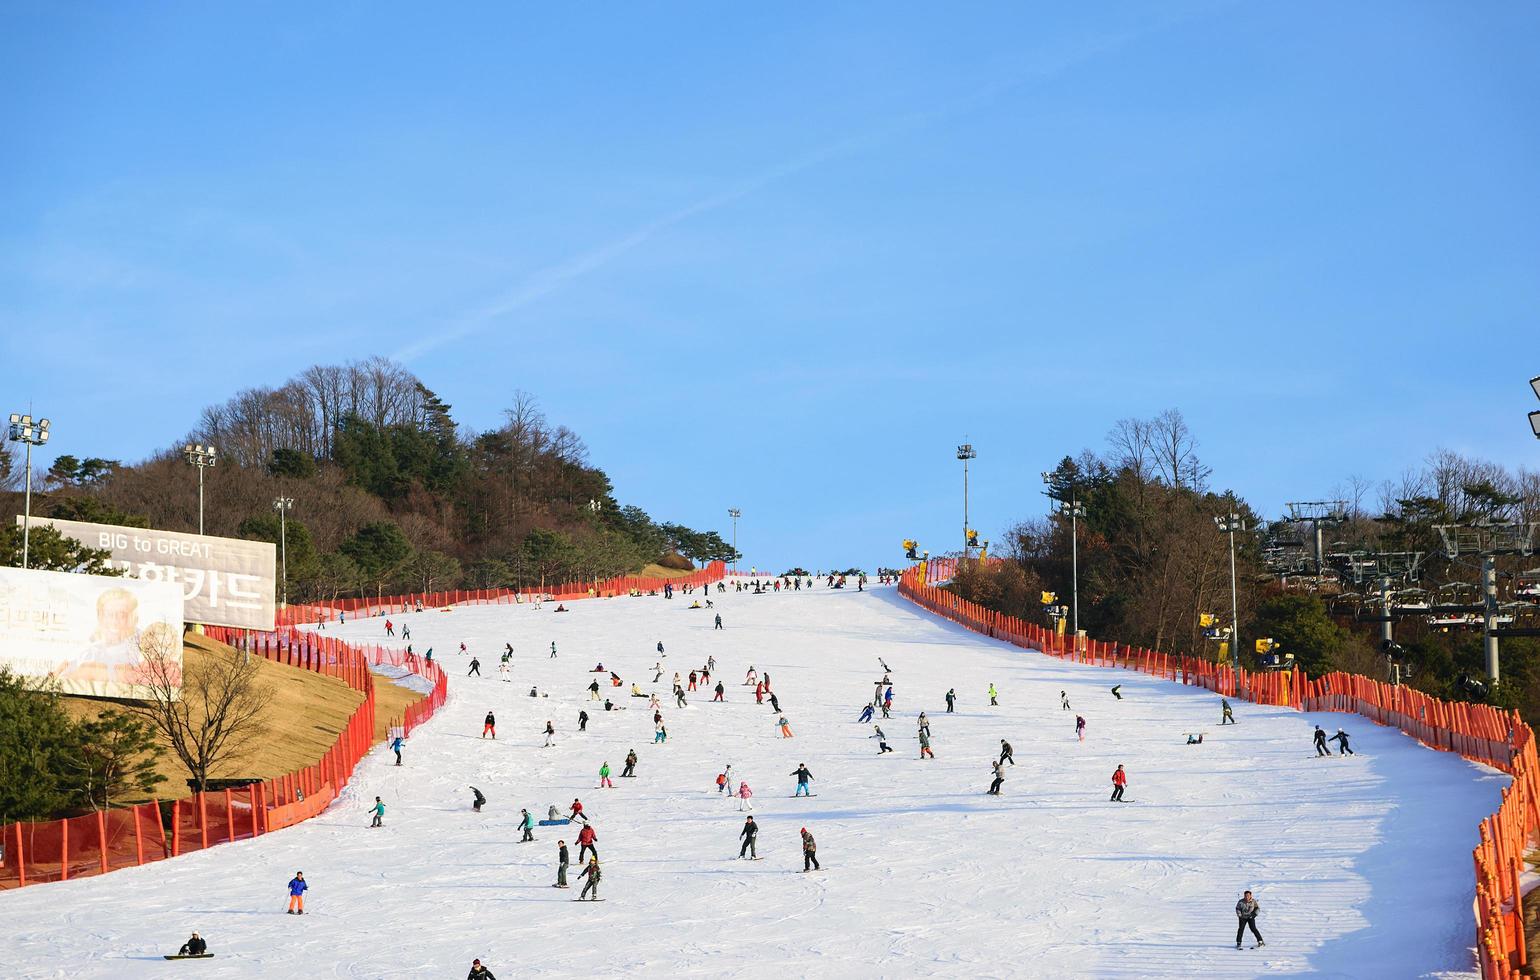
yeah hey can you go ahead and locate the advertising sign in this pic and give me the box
[23,517,277,630]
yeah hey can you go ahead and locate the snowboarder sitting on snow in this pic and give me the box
[591,663,605,672]
[1329,728,1354,755]
[548,804,562,822]
[1313,726,1330,756]
[1235,891,1264,948]
[468,958,497,979]
[1186,733,1204,745]
[631,684,645,697]
[177,933,207,956]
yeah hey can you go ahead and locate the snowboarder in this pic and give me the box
[468,959,497,980]
[391,734,404,766]
[657,640,665,655]
[791,764,813,796]
[622,749,638,777]
[467,658,481,676]
[988,683,998,706]
[482,712,496,739]
[714,681,725,702]
[555,841,570,888]
[768,692,781,713]
[1075,715,1086,741]
[737,781,754,811]
[498,660,511,682]
[1221,699,1235,725]
[714,614,723,630]
[778,715,794,738]
[708,654,716,672]
[599,761,613,788]
[1110,765,1127,802]
[999,740,1015,766]
[800,828,820,871]
[368,796,385,827]
[739,815,758,857]
[544,720,556,747]
[519,808,536,842]
[576,823,598,862]
[578,710,589,733]
[550,641,557,659]
[987,760,1004,795]
[878,732,895,754]
[654,722,667,743]
[471,786,486,812]
[1314,726,1330,757]
[688,670,698,691]
[401,625,410,641]
[1110,685,1123,701]
[569,798,586,823]
[1330,728,1354,755]
[578,857,602,901]
[176,933,208,957]
[917,712,930,737]
[286,871,307,914]
[1061,690,1071,711]
[945,689,956,712]
[1235,890,1264,948]
[919,728,933,759]
[589,680,601,701]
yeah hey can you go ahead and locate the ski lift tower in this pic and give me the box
[1434,520,1539,684]
[1333,550,1426,683]
[1281,501,1348,586]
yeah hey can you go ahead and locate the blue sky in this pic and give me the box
[3,2,1537,572]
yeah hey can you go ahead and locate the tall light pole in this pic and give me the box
[957,443,976,557]
[1528,375,1539,439]
[727,508,741,573]
[183,444,217,535]
[1215,511,1245,662]
[1061,498,1086,636]
[7,412,50,569]
[273,496,294,608]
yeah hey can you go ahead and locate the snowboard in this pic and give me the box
[575,897,606,902]
[619,774,637,778]
[538,819,571,826]
[164,955,215,960]
[790,793,817,798]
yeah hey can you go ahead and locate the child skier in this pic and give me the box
[737,781,753,811]
[1329,728,1354,755]
[286,871,307,914]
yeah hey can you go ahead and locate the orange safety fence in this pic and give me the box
[0,626,447,891]
[897,559,1536,980]
[277,561,728,626]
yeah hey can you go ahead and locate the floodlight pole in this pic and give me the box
[183,444,218,535]
[957,443,976,558]
[1483,555,1500,683]
[273,497,294,608]
[728,508,741,574]
[1215,512,1245,662]
[8,413,51,569]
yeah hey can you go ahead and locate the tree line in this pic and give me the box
[950,409,1540,718]
[0,358,738,601]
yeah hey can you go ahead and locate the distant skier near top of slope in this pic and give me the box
[1235,891,1264,949]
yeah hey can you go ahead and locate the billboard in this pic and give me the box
[0,565,183,699]
[24,517,277,631]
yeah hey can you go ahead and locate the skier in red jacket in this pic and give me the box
[1110,764,1127,802]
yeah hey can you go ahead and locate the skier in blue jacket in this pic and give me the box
[286,872,307,914]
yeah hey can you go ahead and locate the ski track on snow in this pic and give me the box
[2,583,1505,978]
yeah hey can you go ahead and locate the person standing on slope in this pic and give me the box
[768,692,781,713]
[482,711,496,739]
[714,613,723,630]
[737,781,753,811]
[391,734,404,766]
[988,683,999,706]
[800,828,820,871]
[368,796,385,827]
[555,840,570,888]
[1110,765,1127,802]
[519,808,536,842]
[919,728,934,759]
[568,798,587,823]
[622,749,638,777]
[588,679,601,701]
[739,816,758,857]
[1220,699,1235,725]
[1061,690,1071,711]
[578,857,602,901]
[999,740,1015,766]
[544,720,556,747]
[467,657,481,677]
[578,710,589,733]
[286,871,307,914]
[714,681,725,702]
[577,822,598,862]
[1329,728,1354,755]
[550,641,557,659]
[945,689,957,713]
[917,712,930,738]
[791,764,814,796]
[778,715,795,738]
[1313,726,1331,757]
[599,761,613,788]
[1075,715,1086,742]
[1235,891,1264,948]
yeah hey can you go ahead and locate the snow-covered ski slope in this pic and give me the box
[4,584,1508,978]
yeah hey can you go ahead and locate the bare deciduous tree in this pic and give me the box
[130,629,272,792]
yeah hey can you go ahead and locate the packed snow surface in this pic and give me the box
[4,583,1508,978]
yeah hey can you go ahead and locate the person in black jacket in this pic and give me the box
[1313,726,1330,757]
[468,959,497,980]
[176,933,207,956]
[470,786,486,812]
[739,816,758,858]
[555,840,570,888]
[999,740,1015,766]
[1329,728,1354,755]
[1235,891,1264,948]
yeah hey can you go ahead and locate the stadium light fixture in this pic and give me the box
[957,443,976,558]
[728,508,741,574]
[8,412,51,569]
[1530,375,1540,438]
[1214,512,1246,664]
[273,497,294,608]
[183,444,218,535]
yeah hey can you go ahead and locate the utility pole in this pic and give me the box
[727,508,741,573]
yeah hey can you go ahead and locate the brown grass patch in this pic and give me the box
[641,561,694,578]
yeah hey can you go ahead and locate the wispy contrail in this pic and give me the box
[393,26,1146,363]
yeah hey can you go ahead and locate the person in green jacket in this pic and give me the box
[369,797,385,827]
[988,683,999,706]
[599,761,613,788]
[519,808,536,842]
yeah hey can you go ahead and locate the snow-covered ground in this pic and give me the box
[4,584,1508,978]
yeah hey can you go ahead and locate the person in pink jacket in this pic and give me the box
[737,781,753,811]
